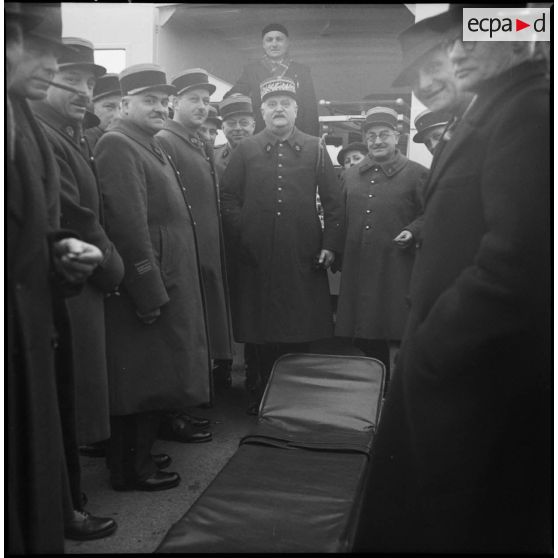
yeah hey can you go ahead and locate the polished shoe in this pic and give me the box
[112,470,181,492]
[65,510,117,541]
[176,412,210,429]
[79,443,106,458]
[159,416,212,443]
[152,453,171,469]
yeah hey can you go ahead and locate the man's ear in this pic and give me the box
[120,96,130,114]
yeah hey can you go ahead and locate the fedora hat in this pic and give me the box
[22,3,68,55]
[93,73,121,102]
[171,68,216,96]
[337,142,368,166]
[5,2,42,31]
[119,63,176,96]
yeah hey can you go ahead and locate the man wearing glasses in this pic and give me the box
[335,107,427,388]
[354,6,551,554]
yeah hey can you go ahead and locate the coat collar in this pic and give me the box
[162,119,207,151]
[258,126,306,154]
[358,149,407,177]
[31,100,82,144]
[110,119,168,164]
[423,59,547,204]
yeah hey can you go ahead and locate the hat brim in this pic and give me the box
[412,122,448,143]
[221,109,254,119]
[58,62,107,78]
[126,84,177,96]
[92,89,122,102]
[175,83,216,96]
[261,90,297,103]
[362,120,398,133]
[337,144,368,165]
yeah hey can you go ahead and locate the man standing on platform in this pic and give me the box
[156,68,231,439]
[95,64,211,491]
[220,77,344,414]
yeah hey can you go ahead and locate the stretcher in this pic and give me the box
[156,353,385,553]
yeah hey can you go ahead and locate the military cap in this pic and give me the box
[5,3,42,31]
[413,109,452,143]
[171,68,216,96]
[119,63,176,96]
[22,3,67,53]
[362,107,399,133]
[260,77,297,103]
[59,37,106,78]
[262,23,289,37]
[93,73,121,102]
[337,142,368,166]
[205,105,222,129]
[219,94,254,119]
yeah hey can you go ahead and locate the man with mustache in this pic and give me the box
[8,5,116,549]
[95,64,211,492]
[354,6,551,553]
[156,68,230,439]
[220,77,344,414]
[335,107,427,386]
[31,36,123,540]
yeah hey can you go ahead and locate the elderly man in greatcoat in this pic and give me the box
[354,7,551,554]
[7,3,117,549]
[32,36,124,492]
[220,76,344,414]
[95,64,211,491]
[157,67,231,439]
[335,107,428,385]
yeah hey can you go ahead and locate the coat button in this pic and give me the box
[370,180,375,184]
[278,163,283,168]
[278,187,282,191]
[366,209,371,214]
[368,194,373,198]
[374,167,379,171]
[278,199,283,203]
[365,225,370,230]
[277,211,281,216]
[278,176,283,179]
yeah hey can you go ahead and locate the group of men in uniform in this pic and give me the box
[7,3,550,555]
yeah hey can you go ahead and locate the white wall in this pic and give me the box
[61,3,157,70]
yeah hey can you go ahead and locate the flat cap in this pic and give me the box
[337,142,368,166]
[119,63,176,96]
[262,23,289,37]
[171,68,216,96]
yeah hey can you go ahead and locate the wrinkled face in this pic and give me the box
[222,114,256,148]
[262,31,289,59]
[445,26,516,93]
[261,95,297,134]
[343,150,366,169]
[94,93,121,131]
[422,125,446,155]
[174,87,211,129]
[46,66,95,122]
[365,125,399,162]
[121,90,169,134]
[11,36,59,100]
[411,46,460,112]
[199,122,219,144]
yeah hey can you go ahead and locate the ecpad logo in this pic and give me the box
[463,8,550,41]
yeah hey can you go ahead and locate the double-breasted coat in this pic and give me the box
[7,94,73,554]
[33,101,124,444]
[95,119,211,415]
[157,121,232,360]
[220,127,344,344]
[354,60,552,553]
[225,60,319,136]
[335,150,427,340]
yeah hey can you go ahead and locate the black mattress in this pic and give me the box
[156,353,385,553]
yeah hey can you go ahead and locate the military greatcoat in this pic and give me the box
[220,127,344,344]
[95,119,211,415]
[33,100,124,445]
[335,150,427,341]
[157,121,232,360]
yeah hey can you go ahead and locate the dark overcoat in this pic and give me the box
[7,95,72,554]
[84,125,104,152]
[95,119,211,415]
[157,121,232,360]
[354,61,552,553]
[33,101,124,444]
[225,60,319,136]
[335,150,427,340]
[220,127,344,343]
